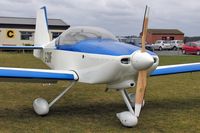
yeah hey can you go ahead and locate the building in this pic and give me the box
[141,29,184,44]
[0,17,70,46]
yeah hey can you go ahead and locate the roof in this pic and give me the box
[0,16,68,26]
[148,29,184,35]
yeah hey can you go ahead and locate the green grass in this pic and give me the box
[0,52,200,133]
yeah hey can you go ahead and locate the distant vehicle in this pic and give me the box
[123,38,154,52]
[132,40,154,52]
[182,42,200,55]
[125,37,141,46]
[132,38,141,46]
[145,44,154,52]
[170,40,184,50]
[152,40,172,50]
[135,44,154,52]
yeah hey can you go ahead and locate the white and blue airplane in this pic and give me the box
[0,6,200,127]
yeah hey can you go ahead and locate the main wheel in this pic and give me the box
[33,98,49,115]
[197,51,200,55]
[182,50,186,54]
[159,47,162,51]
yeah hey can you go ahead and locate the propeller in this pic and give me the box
[134,6,152,117]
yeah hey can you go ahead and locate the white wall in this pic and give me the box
[0,28,65,46]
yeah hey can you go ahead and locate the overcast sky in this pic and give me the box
[0,0,200,36]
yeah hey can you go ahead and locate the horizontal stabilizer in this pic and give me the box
[0,67,78,83]
[0,46,43,50]
[151,63,200,76]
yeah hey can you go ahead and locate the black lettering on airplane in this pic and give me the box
[45,52,52,63]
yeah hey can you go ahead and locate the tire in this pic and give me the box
[182,50,186,54]
[159,47,162,51]
[197,51,200,55]
[173,46,178,51]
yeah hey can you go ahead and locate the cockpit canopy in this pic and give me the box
[55,26,117,45]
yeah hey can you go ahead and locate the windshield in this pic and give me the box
[56,27,117,45]
[155,40,162,43]
[177,40,183,43]
[192,42,200,46]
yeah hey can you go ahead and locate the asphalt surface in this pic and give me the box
[154,50,184,56]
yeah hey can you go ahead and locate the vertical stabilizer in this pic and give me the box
[34,6,50,58]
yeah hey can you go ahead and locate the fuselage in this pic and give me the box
[42,39,159,89]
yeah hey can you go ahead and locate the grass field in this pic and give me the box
[0,52,200,133]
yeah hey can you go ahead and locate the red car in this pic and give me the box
[182,42,200,55]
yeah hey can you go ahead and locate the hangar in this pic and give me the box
[0,17,70,46]
[145,29,184,44]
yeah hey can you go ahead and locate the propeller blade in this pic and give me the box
[135,70,147,117]
[141,6,149,53]
[135,6,150,117]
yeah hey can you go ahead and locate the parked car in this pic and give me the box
[170,40,184,50]
[132,43,155,52]
[182,42,200,55]
[152,40,172,50]
[145,44,154,52]
[128,38,154,52]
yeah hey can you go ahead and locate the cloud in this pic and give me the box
[0,0,200,36]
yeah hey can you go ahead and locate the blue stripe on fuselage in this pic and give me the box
[56,39,156,56]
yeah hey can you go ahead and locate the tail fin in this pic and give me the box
[34,6,50,58]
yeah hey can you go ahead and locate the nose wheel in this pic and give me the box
[117,111,138,127]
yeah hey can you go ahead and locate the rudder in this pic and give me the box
[34,6,50,59]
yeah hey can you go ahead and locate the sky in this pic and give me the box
[0,0,200,36]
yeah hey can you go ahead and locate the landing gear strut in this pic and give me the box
[33,81,76,115]
[116,89,138,127]
[124,90,145,108]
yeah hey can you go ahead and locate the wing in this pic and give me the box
[0,67,78,83]
[150,63,200,76]
[0,46,43,50]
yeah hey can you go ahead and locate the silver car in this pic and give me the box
[152,40,173,51]
[170,40,184,50]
